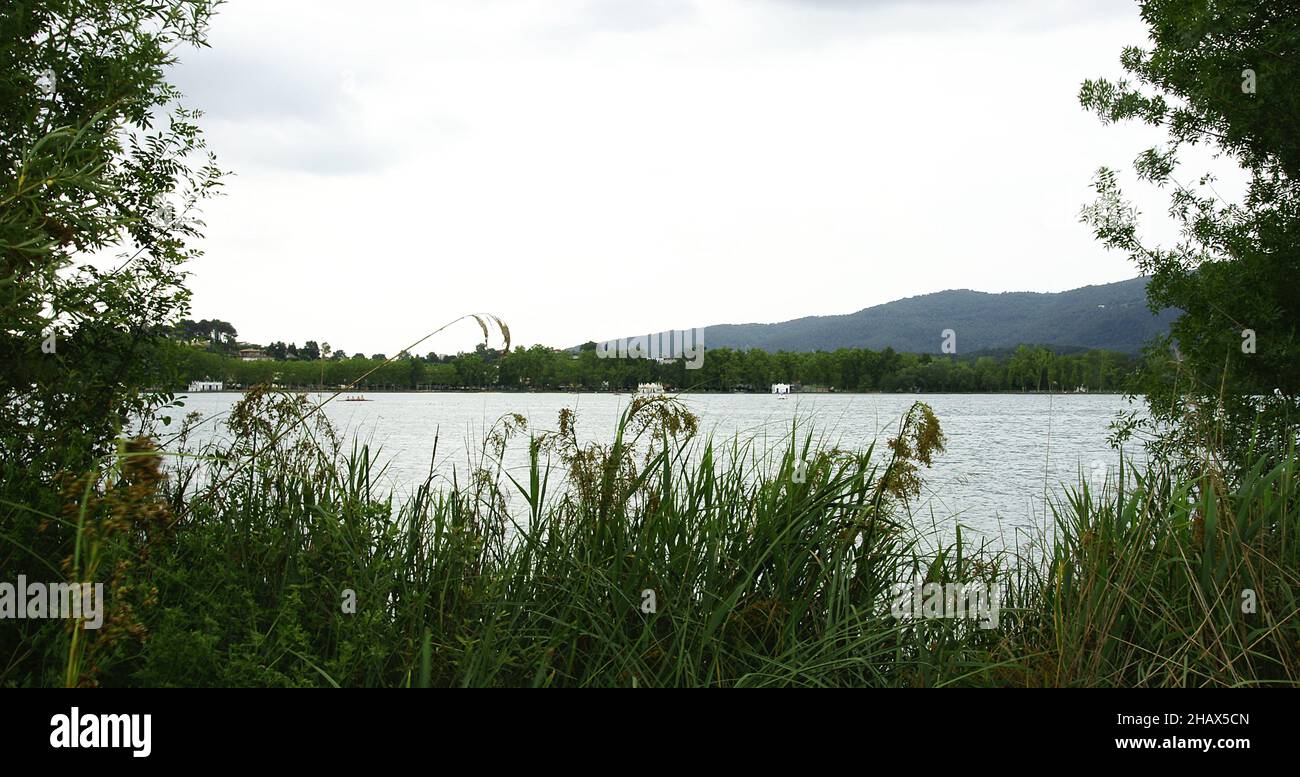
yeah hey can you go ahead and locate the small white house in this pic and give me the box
[188,380,223,392]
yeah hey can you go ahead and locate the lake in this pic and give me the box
[166,391,1140,547]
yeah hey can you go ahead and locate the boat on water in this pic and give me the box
[343,395,370,402]
[772,383,791,398]
[636,382,665,395]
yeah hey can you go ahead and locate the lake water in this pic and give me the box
[166,391,1139,547]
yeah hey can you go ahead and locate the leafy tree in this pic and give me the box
[1080,0,1299,469]
[1,0,224,477]
[176,317,236,351]
[454,353,494,387]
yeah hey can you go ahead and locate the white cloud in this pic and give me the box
[167,0,1241,355]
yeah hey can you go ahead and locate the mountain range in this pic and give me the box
[671,277,1175,355]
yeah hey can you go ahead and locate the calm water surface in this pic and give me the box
[168,391,1139,545]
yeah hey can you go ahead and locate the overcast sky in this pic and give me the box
[167,0,1222,356]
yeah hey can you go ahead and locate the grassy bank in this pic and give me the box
[2,390,1296,687]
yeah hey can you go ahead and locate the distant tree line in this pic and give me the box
[169,318,240,354]
[166,338,1137,393]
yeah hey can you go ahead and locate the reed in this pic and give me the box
[1,389,1295,687]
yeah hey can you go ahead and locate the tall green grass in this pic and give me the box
[1,389,1296,687]
[1014,455,1300,686]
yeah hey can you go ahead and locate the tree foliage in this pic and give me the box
[164,338,1136,395]
[1079,0,1300,469]
[1,0,225,477]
